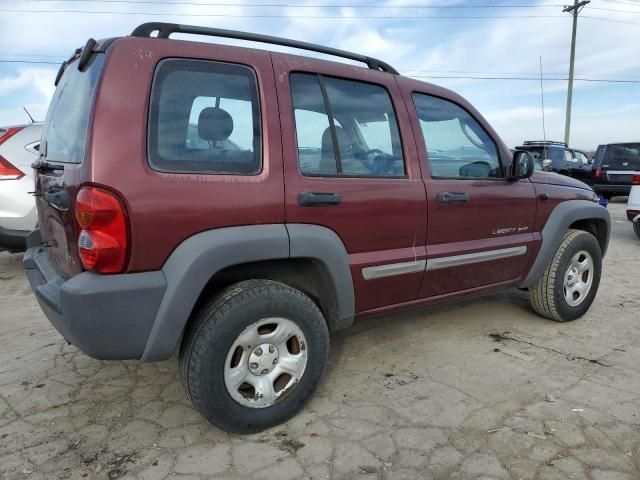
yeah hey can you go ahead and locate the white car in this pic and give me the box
[627,174,640,238]
[0,123,42,251]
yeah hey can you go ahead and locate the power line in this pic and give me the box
[407,75,640,83]
[588,6,640,14]
[581,14,640,25]
[3,7,639,25]
[0,60,60,64]
[4,56,640,79]
[1,59,638,83]
[21,0,567,7]
[0,8,569,19]
[602,0,640,5]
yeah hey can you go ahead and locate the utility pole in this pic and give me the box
[562,0,590,145]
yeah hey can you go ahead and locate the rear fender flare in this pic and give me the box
[141,223,355,361]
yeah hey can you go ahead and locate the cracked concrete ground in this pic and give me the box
[1,201,639,480]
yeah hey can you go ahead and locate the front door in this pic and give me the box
[399,81,538,298]
[272,54,427,313]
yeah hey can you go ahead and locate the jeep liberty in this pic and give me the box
[24,23,610,433]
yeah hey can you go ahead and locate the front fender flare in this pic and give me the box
[518,199,610,288]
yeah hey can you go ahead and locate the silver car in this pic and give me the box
[0,123,42,251]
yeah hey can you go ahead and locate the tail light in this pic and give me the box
[0,126,26,180]
[75,186,128,273]
[0,126,25,145]
[0,155,24,180]
[594,167,602,179]
[633,174,640,185]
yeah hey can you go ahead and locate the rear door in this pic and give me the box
[399,79,538,298]
[35,53,105,278]
[272,54,427,313]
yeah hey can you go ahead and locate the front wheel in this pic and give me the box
[179,280,330,433]
[529,229,602,322]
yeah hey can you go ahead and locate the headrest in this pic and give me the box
[198,107,234,142]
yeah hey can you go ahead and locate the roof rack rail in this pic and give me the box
[522,140,568,147]
[130,22,399,75]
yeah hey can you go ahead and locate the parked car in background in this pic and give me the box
[25,23,610,433]
[0,123,41,251]
[627,174,640,238]
[516,140,593,184]
[592,143,640,199]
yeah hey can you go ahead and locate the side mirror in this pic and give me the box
[511,150,535,179]
[542,159,553,171]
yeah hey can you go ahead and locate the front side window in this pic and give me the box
[290,73,405,177]
[412,93,501,179]
[564,150,575,162]
[575,151,589,164]
[148,59,261,175]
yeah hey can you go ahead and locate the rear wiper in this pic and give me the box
[31,160,64,173]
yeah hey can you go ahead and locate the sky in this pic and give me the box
[0,0,638,151]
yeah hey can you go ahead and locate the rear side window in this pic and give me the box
[603,143,640,170]
[148,59,261,175]
[290,72,405,177]
[42,54,104,164]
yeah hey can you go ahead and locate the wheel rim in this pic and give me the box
[563,250,594,307]
[224,317,308,408]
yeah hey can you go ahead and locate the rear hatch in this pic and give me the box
[34,50,105,279]
[602,143,640,183]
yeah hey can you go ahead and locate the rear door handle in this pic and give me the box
[298,192,342,207]
[437,191,469,204]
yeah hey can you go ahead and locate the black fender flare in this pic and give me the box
[141,223,354,361]
[518,199,610,288]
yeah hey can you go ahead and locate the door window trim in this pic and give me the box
[289,71,409,180]
[411,91,505,181]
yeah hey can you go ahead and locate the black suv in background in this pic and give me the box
[516,141,593,184]
[592,143,640,199]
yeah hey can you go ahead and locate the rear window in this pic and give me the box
[603,143,640,170]
[42,54,104,164]
[148,59,261,175]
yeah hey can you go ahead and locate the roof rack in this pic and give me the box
[131,22,399,75]
[522,140,568,147]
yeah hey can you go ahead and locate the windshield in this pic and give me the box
[41,54,104,164]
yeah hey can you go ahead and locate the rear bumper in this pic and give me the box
[592,184,631,196]
[0,225,29,251]
[23,230,167,360]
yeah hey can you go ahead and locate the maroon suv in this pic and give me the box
[25,23,610,433]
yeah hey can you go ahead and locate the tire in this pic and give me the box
[529,229,602,322]
[634,221,640,239]
[179,279,330,433]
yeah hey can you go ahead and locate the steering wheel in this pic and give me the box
[458,119,487,150]
[358,149,388,174]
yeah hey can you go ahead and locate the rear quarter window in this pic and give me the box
[148,59,261,175]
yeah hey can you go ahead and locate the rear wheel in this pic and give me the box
[179,280,329,433]
[529,229,602,322]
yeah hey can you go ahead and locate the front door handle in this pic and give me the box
[298,192,342,207]
[437,191,469,204]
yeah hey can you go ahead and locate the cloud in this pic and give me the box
[0,0,638,147]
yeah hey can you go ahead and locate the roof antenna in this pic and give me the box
[23,106,35,124]
[539,56,546,142]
